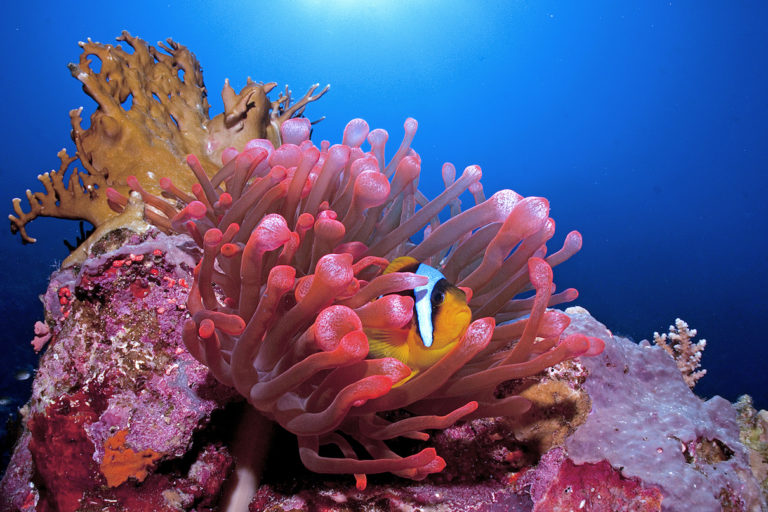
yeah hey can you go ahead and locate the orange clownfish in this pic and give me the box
[365,256,472,377]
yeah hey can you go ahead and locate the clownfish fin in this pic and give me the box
[365,328,409,360]
[383,256,420,275]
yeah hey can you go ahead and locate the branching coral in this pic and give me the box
[9,32,327,244]
[653,318,707,388]
[110,116,605,489]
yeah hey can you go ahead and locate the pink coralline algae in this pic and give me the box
[517,447,664,512]
[0,232,236,511]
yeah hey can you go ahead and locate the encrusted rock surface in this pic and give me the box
[564,307,765,511]
[1,230,235,511]
[1,236,765,511]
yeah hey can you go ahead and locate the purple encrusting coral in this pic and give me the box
[562,309,765,511]
[0,231,236,511]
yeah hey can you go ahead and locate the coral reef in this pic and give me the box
[565,308,764,511]
[1,184,764,512]
[4,33,765,512]
[238,309,764,511]
[0,227,595,511]
[9,32,327,244]
[1,231,236,511]
[651,318,707,388]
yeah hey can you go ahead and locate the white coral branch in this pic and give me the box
[653,318,707,389]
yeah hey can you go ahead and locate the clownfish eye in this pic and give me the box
[431,280,447,306]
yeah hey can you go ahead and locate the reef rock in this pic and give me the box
[238,315,767,511]
[0,230,236,511]
[1,234,765,511]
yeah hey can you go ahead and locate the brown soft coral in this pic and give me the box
[9,32,327,244]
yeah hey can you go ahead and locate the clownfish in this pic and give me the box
[365,256,472,378]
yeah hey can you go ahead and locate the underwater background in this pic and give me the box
[0,0,766,445]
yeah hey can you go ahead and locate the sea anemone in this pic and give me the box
[109,116,604,490]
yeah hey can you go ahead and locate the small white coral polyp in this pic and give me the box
[111,117,605,488]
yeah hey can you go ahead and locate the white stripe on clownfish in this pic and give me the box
[413,262,447,348]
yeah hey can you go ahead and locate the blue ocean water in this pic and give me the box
[0,0,765,442]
